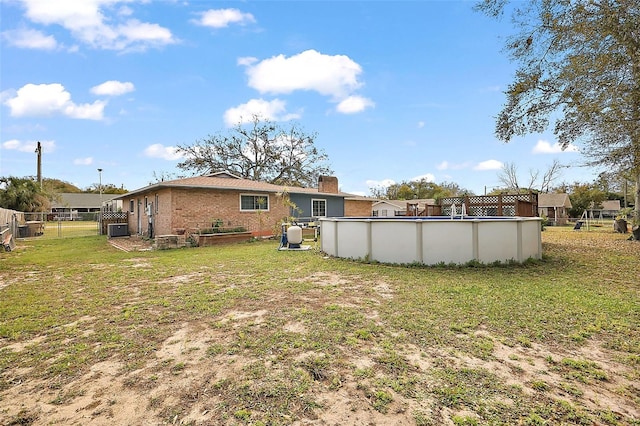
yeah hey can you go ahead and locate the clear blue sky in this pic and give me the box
[1,0,592,196]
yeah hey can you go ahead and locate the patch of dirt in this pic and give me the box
[1,231,639,425]
[108,236,153,252]
[2,312,638,426]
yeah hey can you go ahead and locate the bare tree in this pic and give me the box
[497,160,564,193]
[540,159,563,193]
[497,162,521,192]
[176,116,333,188]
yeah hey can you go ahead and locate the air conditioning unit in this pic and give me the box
[108,223,129,238]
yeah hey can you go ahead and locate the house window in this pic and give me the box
[155,194,159,213]
[240,194,269,211]
[129,200,134,213]
[312,199,327,217]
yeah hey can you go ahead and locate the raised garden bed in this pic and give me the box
[196,231,252,247]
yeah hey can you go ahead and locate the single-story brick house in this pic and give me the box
[113,172,373,237]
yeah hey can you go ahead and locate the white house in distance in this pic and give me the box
[372,199,436,217]
[50,193,123,220]
[372,200,406,216]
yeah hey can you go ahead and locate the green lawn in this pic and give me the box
[1,227,638,425]
[36,220,99,239]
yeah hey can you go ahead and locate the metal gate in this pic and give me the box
[20,212,100,238]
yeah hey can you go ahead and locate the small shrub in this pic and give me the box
[452,415,479,426]
[234,409,251,420]
[530,380,550,392]
[525,413,547,425]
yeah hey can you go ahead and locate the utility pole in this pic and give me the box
[98,168,103,235]
[35,141,42,188]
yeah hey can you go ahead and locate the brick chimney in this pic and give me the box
[318,176,339,194]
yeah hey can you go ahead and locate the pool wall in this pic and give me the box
[319,217,542,265]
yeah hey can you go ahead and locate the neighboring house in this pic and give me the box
[601,200,621,217]
[372,199,437,216]
[372,200,406,217]
[50,193,122,220]
[113,173,373,237]
[537,193,572,225]
[404,198,437,216]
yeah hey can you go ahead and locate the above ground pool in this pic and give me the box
[319,216,542,265]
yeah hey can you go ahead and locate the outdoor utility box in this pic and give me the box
[18,225,29,238]
[107,223,129,238]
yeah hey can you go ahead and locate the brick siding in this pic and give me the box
[127,188,290,237]
[345,199,374,217]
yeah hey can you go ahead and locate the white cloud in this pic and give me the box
[366,178,396,189]
[4,83,106,120]
[2,139,55,153]
[336,95,375,114]
[243,49,363,99]
[117,20,173,45]
[480,85,501,93]
[90,80,135,96]
[417,121,425,128]
[532,139,579,154]
[237,56,258,66]
[474,159,503,171]
[73,157,93,165]
[118,5,133,17]
[17,0,175,51]
[194,8,256,28]
[223,98,300,127]
[411,173,435,182]
[1,28,57,50]
[143,144,184,161]
[436,160,472,171]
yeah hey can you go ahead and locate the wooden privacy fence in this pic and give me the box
[0,207,25,226]
[1,207,25,239]
[406,193,538,217]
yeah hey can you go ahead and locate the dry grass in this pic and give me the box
[0,226,638,425]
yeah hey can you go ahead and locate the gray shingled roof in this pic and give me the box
[538,193,572,208]
[51,193,119,209]
[114,173,368,200]
[600,200,621,211]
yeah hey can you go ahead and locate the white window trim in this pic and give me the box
[311,198,327,217]
[239,193,270,212]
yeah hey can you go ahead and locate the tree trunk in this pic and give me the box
[635,172,640,227]
[614,219,628,233]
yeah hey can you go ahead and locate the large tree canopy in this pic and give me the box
[0,176,50,212]
[369,179,471,200]
[176,117,333,188]
[478,0,640,224]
